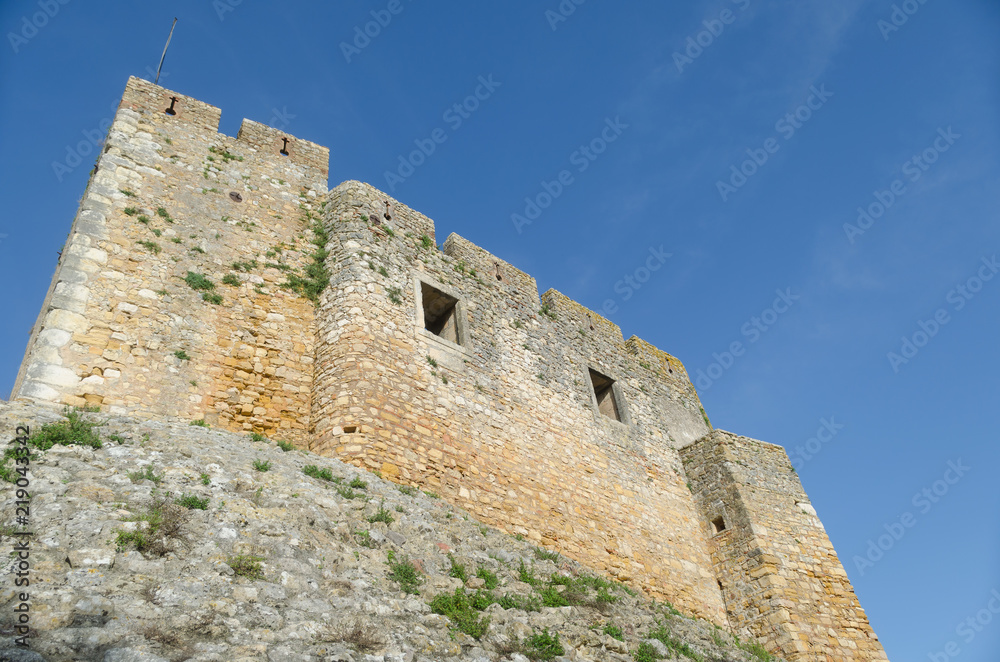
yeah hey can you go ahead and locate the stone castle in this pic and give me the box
[11,77,889,661]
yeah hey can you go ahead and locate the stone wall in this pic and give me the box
[680,431,889,661]
[11,77,329,443]
[309,180,726,623]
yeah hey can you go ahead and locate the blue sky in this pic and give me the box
[2,1,998,659]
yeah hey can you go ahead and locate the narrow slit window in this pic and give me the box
[712,516,727,534]
[589,369,621,421]
[421,282,461,345]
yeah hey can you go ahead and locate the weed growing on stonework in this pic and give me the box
[386,286,403,305]
[249,432,266,442]
[202,292,223,305]
[539,304,556,320]
[227,553,265,580]
[184,271,214,291]
[354,530,376,548]
[137,215,150,224]
[222,273,240,286]
[170,236,182,244]
[176,493,209,510]
[419,234,433,249]
[447,555,468,582]
[319,617,385,652]
[632,642,660,662]
[388,556,423,594]
[647,625,704,662]
[303,465,334,482]
[200,473,211,485]
[738,639,774,662]
[189,246,205,254]
[397,485,416,496]
[120,189,136,197]
[349,476,368,490]
[276,440,294,452]
[518,560,539,586]
[603,623,624,641]
[533,546,560,562]
[137,240,161,254]
[232,259,257,272]
[336,485,360,500]
[429,589,492,639]
[128,465,163,484]
[156,207,173,222]
[252,459,271,472]
[189,419,209,428]
[1,404,105,480]
[368,501,394,525]
[124,207,138,216]
[114,494,187,556]
[173,350,190,361]
[281,214,330,304]
[476,567,499,589]
[523,629,564,661]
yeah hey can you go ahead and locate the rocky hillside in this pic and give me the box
[0,401,780,662]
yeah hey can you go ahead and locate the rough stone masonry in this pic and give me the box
[9,77,889,661]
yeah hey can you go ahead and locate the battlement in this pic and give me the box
[11,78,889,662]
[119,77,329,180]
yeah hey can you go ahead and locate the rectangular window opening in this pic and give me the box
[712,516,727,534]
[589,369,621,421]
[421,282,461,345]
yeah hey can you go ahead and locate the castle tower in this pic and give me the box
[12,77,328,443]
[11,78,890,660]
[681,431,889,660]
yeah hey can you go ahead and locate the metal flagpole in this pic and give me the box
[155,18,178,85]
